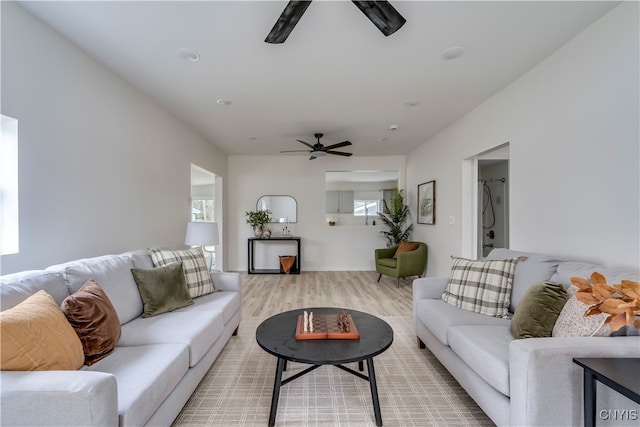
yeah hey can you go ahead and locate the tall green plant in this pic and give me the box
[378,188,413,246]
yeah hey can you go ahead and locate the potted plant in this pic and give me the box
[378,187,413,247]
[246,209,272,237]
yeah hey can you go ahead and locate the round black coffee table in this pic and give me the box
[256,307,393,427]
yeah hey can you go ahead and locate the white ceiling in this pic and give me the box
[18,1,618,158]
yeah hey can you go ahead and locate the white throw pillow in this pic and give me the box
[552,286,610,337]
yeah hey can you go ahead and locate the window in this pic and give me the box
[191,199,214,222]
[1,115,19,255]
[190,165,216,222]
[354,200,380,217]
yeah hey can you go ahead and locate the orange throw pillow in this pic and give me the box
[1,290,84,371]
[393,242,419,259]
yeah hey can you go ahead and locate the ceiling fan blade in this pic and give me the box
[280,150,310,153]
[265,1,312,44]
[352,1,406,37]
[309,155,317,160]
[326,151,353,157]
[323,140,352,150]
[296,139,315,149]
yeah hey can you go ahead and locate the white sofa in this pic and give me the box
[0,249,241,427]
[413,248,640,426]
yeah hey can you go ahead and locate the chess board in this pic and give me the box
[295,313,360,340]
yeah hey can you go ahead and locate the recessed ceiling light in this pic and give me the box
[441,46,464,60]
[377,137,388,142]
[216,99,232,106]
[176,48,200,62]
[404,99,420,107]
[389,124,399,131]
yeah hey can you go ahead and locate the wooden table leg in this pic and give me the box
[269,357,286,427]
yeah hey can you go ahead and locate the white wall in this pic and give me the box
[2,2,637,277]
[227,155,405,271]
[0,3,228,274]
[408,2,639,277]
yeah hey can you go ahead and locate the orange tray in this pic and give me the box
[295,313,360,340]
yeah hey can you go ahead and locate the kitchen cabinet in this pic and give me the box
[325,190,354,213]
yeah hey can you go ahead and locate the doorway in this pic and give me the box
[461,142,510,259]
[478,160,509,257]
[190,164,222,270]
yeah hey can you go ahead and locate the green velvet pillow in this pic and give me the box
[511,281,569,339]
[131,262,193,318]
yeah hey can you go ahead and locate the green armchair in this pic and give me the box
[375,241,427,287]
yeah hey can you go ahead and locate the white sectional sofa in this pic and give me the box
[0,249,241,426]
[413,248,640,426]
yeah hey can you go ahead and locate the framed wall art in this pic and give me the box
[417,180,435,224]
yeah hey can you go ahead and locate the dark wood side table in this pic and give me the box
[256,307,393,427]
[573,358,640,427]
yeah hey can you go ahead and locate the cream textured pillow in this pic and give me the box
[1,290,84,371]
[552,286,611,337]
[442,257,521,318]
[148,247,215,298]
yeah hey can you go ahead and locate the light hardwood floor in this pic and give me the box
[174,271,495,426]
[240,271,415,319]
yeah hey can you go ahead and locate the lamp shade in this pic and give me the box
[185,222,219,246]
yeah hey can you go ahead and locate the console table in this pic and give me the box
[573,358,640,427]
[248,236,301,274]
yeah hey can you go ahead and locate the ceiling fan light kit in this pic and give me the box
[265,0,406,44]
[280,133,353,160]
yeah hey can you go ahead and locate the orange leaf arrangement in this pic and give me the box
[571,272,640,332]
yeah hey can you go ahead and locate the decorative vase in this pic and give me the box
[254,226,263,238]
[262,228,272,238]
[329,222,336,226]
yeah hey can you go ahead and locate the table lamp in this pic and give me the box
[185,222,219,271]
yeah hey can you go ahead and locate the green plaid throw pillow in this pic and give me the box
[442,257,521,318]
[148,248,215,298]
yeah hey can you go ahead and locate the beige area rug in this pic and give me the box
[173,316,494,426]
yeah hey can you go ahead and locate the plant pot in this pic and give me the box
[328,222,336,226]
[254,226,263,238]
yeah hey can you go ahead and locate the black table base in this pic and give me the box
[257,308,393,427]
[269,357,382,427]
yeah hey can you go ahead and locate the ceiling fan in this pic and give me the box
[280,133,353,160]
[265,1,406,44]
